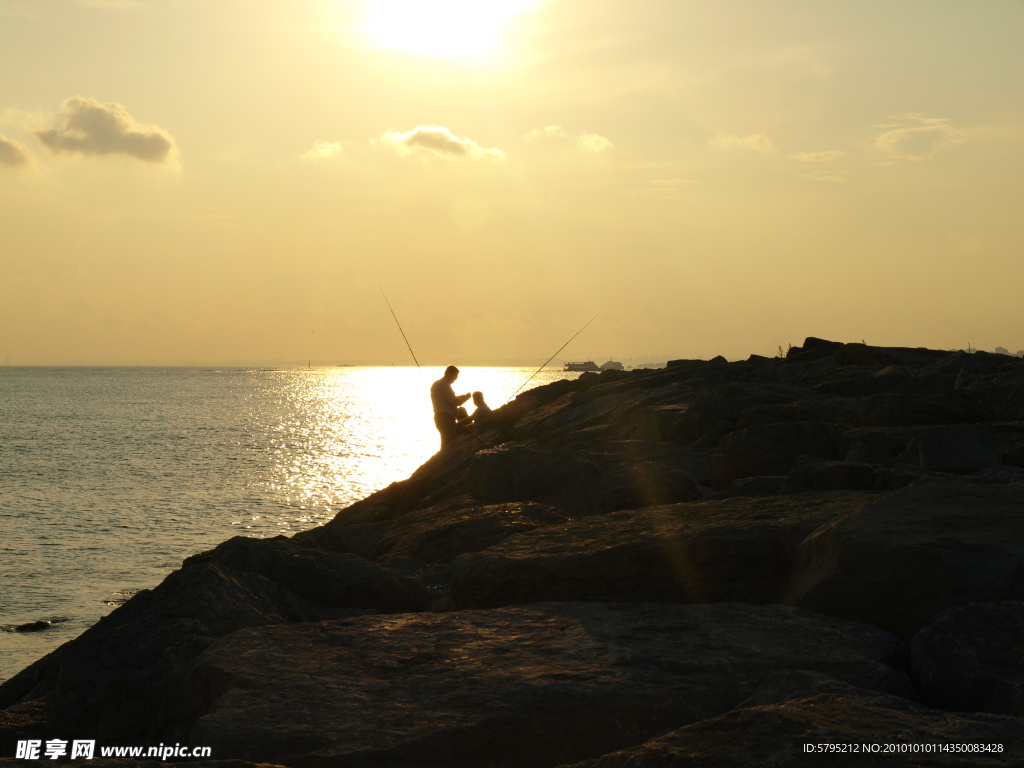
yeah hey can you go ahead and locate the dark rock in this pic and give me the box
[8,336,1024,765]
[469,443,602,505]
[912,601,1024,717]
[0,700,48,757]
[291,519,391,559]
[560,693,1024,768]
[782,455,876,493]
[622,460,702,506]
[622,403,705,443]
[189,536,429,613]
[911,423,1000,474]
[842,426,926,464]
[707,421,842,489]
[787,481,1024,639]
[188,602,909,768]
[465,441,695,515]
[785,336,844,361]
[0,762,290,768]
[374,500,569,564]
[737,669,918,709]
[870,465,946,491]
[724,475,784,496]
[973,464,1024,483]
[0,564,325,741]
[449,494,867,609]
[13,621,51,633]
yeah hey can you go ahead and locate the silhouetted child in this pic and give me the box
[457,391,493,428]
[470,391,492,421]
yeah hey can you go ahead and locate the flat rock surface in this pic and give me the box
[912,601,1024,717]
[787,480,1024,638]
[559,693,1024,767]
[189,602,910,768]
[374,500,570,564]
[0,762,286,768]
[9,338,1024,766]
[449,493,871,608]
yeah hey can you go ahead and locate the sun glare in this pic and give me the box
[362,0,533,59]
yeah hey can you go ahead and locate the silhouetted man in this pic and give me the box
[431,365,471,447]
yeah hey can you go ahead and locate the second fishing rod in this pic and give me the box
[378,284,492,451]
[378,285,597,448]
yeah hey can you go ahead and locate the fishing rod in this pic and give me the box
[377,284,491,450]
[511,314,599,399]
[378,283,420,368]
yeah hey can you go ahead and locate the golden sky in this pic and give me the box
[2,0,1022,365]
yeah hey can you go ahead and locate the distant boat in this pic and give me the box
[600,360,624,371]
[564,361,600,372]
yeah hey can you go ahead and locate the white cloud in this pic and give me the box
[709,133,778,155]
[300,140,345,162]
[525,125,568,141]
[380,125,504,161]
[526,125,614,153]
[0,133,32,168]
[788,150,846,163]
[872,115,967,163]
[34,96,177,164]
[578,133,614,154]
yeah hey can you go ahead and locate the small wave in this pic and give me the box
[101,588,142,606]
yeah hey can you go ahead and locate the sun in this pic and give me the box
[362,0,533,59]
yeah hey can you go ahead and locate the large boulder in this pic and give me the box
[449,494,867,609]
[0,564,324,742]
[707,421,843,489]
[373,500,569,564]
[786,480,1024,638]
[187,536,430,613]
[468,443,603,505]
[911,601,1024,717]
[559,692,1024,768]
[188,602,910,768]
[910,423,1000,474]
[781,456,876,493]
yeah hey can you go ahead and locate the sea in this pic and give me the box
[0,365,580,684]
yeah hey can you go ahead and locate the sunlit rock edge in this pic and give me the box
[2,336,1024,767]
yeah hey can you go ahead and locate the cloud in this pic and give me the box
[525,125,614,153]
[526,125,569,141]
[872,115,967,163]
[33,96,177,164]
[380,125,504,161]
[300,140,345,162]
[0,134,32,168]
[578,133,614,154]
[788,150,846,163]
[709,133,778,155]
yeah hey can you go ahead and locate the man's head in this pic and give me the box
[444,365,459,382]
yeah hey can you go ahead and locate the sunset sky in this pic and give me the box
[2,0,1022,365]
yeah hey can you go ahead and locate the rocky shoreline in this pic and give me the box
[3,337,1024,766]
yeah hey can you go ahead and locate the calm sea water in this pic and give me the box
[0,366,578,683]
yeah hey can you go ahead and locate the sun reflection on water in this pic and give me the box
[239,366,577,535]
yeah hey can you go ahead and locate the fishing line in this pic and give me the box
[378,283,420,368]
[377,284,491,450]
[511,314,599,399]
